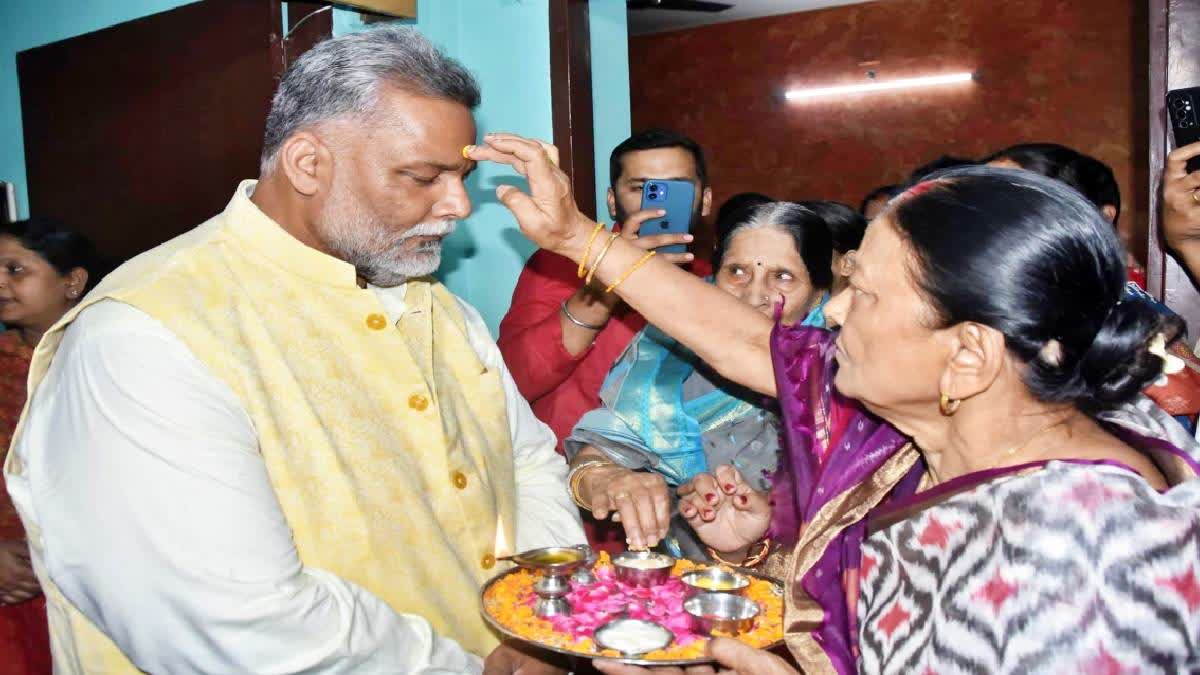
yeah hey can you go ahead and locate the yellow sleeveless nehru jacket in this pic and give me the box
[5,181,517,671]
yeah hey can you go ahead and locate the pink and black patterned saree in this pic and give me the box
[768,323,1200,674]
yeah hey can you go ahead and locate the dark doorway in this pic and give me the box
[17,0,331,262]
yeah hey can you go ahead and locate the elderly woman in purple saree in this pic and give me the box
[472,138,1200,675]
[761,321,1200,674]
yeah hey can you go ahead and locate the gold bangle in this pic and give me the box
[605,250,656,294]
[568,459,614,510]
[577,223,606,279]
[706,538,772,568]
[585,232,621,286]
[746,537,773,567]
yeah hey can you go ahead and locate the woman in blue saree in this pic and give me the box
[564,201,837,557]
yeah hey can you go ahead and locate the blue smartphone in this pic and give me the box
[639,179,696,254]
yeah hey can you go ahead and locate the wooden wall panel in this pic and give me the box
[631,0,1149,263]
[17,0,318,261]
[550,0,597,220]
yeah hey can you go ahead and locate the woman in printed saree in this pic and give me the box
[619,168,1200,674]
[467,134,1200,674]
[565,201,833,556]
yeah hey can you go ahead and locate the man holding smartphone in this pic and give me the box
[498,129,711,548]
[1163,141,1200,279]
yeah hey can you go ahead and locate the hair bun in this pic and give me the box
[1073,298,1180,410]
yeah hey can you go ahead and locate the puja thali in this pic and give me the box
[480,547,785,666]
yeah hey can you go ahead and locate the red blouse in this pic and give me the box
[0,330,32,541]
[498,250,712,452]
[0,329,49,675]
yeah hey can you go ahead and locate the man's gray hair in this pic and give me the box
[259,25,480,172]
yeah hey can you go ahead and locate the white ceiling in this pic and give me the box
[628,0,876,36]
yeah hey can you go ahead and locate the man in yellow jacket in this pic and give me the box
[4,25,583,674]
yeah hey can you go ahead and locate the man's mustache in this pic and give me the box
[396,220,457,242]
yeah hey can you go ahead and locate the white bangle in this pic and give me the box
[561,300,607,331]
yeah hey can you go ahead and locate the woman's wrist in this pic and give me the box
[569,284,620,318]
[721,545,752,563]
[558,212,604,264]
[568,459,614,509]
[707,538,773,568]
[578,463,629,507]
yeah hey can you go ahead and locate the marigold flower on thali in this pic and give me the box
[482,552,784,660]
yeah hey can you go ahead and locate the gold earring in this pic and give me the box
[939,392,960,416]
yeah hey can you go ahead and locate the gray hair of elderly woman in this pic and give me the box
[713,201,834,290]
[259,25,481,173]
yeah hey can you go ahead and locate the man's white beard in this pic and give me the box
[318,186,457,288]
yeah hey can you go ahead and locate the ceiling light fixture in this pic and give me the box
[784,72,974,102]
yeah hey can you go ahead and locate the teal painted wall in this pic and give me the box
[0,0,630,335]
[390,0,554,335]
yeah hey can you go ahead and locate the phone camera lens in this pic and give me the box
[660,221,670,229]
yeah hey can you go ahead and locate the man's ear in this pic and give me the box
[701,186,713,218]
[276,131,331,197]
[607,188,618,221]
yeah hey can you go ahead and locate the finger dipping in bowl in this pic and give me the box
[612,551,675,587]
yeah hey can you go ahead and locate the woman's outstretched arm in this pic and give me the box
[469,134,777,396]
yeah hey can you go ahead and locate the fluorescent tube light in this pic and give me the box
[785,72,974,101]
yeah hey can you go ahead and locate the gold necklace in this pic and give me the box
[999,418,1070,464]
[926,417,1071,486]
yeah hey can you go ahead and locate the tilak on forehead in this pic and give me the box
[900,179,941,199]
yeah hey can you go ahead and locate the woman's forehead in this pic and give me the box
[726,225,798,253]
[0,236,36,257]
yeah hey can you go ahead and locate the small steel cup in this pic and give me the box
[612,551,675,587]
[680,568,750,596]
[683,592,761,636]
[593,618,673,656]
